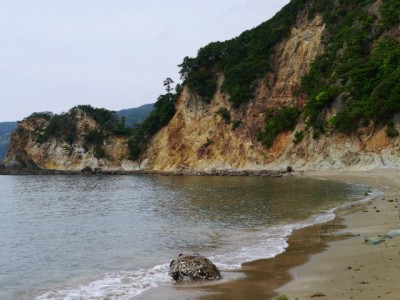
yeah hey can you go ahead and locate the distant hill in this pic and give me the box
[117,103,154,128]
[0,122,17,161]
[0,104,153,162]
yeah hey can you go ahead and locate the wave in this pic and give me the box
[37,189,382,299]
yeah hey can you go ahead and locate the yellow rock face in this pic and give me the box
[4,110,138,171]
[143,15,326,172]
[6,12,400,172]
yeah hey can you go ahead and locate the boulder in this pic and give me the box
[81,166,94,175]
[169,254,221,282]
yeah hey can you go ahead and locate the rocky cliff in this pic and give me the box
[142,13,325,171]
[4,108,137,172]
[141,5,400,172]
[4,0,400,173]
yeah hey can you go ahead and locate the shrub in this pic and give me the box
[293,130,305,144]
[203,138,213,148]
[76,105,129,136]
[24,112,54,121]
[232,120,242,130]
[93,145,106,159]
[259,107,300,148]
[84,129,104,146]
[302,0,400,134]
[385,121,399,138]
[41,111,78,144]
[215,107,231,124]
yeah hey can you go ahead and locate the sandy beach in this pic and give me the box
[277,169,400,299]
[135,169,400,300]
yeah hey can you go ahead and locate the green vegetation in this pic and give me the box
[84,129,105,147]
[76,105,128,136]
[12,0,400,161]
[302,0,400,136]
[380,0,400,30]
[385,121,399,138]
[25,112,54,120]
[179,0,307,108]
[293,130,305,144]
[203,138,213,148]
[25,80,174,161]
[128,79,178,160]
[37,110,79,144]
[34,105,128,147]
[215,107,231,124]
[232,120,242,130]
[259,107,300,148]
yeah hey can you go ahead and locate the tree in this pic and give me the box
[163,78,174,93]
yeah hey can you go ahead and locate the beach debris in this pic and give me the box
[310,292,326,297]
[384,229,400,239]
[169,253,221,282]
[365,236,386,245]
[274,295,298,300]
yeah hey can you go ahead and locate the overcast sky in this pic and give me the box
[0,0,290,122]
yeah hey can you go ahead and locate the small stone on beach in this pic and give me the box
[310,292,326,298]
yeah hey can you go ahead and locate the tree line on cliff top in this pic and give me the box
[179,0,400,143]
[24,78,177,160]
[24,0,400,159]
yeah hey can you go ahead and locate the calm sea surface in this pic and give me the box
[0,175,368,299]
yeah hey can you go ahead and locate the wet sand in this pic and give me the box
[138,169,400,300]
[277,169,400,299]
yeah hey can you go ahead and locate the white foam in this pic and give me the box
[37,188,383,299]
[36,264,171,300]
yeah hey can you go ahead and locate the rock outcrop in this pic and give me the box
[141,7,400,172]
[4,0,400,174]
[3,109,139,172]
[169,254,221,282]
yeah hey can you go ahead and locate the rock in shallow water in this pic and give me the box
[169,254,221,282]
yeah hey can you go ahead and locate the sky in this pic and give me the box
[0,0,290,122]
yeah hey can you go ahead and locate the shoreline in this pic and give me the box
[5,167,399,299]
[135,168,400,300]
[277,169,400,299]
[0,164,291,176]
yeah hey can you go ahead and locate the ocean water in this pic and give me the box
[0,175,374,299]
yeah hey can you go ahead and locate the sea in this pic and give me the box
[0,174,378,299]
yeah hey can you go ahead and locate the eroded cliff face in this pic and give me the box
[142,11,400,172]
[142,15,328,172]
[6,3,400,173]
[4,110,138,172]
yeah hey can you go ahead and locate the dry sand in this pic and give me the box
[277,169,400,299]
